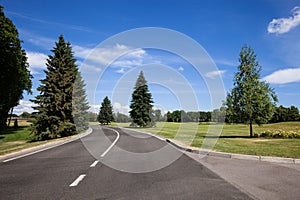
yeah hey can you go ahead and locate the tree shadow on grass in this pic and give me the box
[0,126,28,135]
[203,135,251,139]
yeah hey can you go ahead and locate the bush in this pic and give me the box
[259,130,300,139]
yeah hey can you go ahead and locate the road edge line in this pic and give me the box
[2,128,93,163]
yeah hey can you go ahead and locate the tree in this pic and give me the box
[20,112,31,119]
[129,71,154,127]
[98,96,114,125]
[153,109,163,122]
[114,112,131,123]
[0,6,32,129]
[72,72,90,131]
[225,45,278,137]
[31,35,89,140]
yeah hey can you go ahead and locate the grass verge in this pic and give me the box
[114,121,300,158]
[0,120,86,156]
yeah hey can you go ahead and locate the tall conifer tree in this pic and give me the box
[97,96,114,125]
[129,71,154,127]
[31,35,89,140]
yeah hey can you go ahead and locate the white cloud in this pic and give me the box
[204,70,226,79]
[116,68,125,74]
[263,68,300,84]
[88,104,101,113]
[27,51,48,74]
[13,100,36,115]
[178,66,184,71]
[78,62,102,72]
[268,6,300,34]
[113,102,129,114]
[74,44,147,68]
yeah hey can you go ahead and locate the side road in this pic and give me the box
[0,128,92,162]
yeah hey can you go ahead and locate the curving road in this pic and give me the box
[0,125,254,199]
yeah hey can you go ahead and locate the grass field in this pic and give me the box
[114,121,300,158]
[1,121,299,158]
[0,120,49,155]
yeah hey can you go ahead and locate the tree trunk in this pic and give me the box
[249,119,253,138]
[7,107,14,127]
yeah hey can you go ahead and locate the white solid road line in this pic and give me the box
[69,174,86,187]
[100,127,120,157]
[90,160,99,167]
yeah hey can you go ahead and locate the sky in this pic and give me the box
[1,0,300,115]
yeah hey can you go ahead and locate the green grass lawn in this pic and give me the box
[1,121,299,158]
[0,123,49,155]
[114,121,300,158]
[0,120,80,155]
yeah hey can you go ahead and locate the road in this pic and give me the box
[0,125,254,199]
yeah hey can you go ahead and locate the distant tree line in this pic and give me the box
[270,105,300,122]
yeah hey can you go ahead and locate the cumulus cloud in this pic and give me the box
[88,104,101,113]
[78,62,102,72]
[178,66,184,71]
[74,44,147,69]
[268,6,300,34]
[113,102,129,114]
[13,100,36,115]
[204,70,226,79]
[27,51,48,74]
[262,68,300,84]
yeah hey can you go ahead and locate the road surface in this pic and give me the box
[0,125,254,199]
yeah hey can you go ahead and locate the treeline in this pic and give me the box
[111,105,299,124]
[270,105,300,122]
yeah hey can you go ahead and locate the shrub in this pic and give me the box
[259,130,300,139]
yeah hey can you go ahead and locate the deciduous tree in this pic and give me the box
[0,6,32,128]
[225,45,278,137]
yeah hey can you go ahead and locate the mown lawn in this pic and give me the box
[0,120,49,155]
[114,121,300,158]
[1,121,299,158]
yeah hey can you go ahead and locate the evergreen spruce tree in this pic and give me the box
[31,35,89,140]
[98,96,114,125]
[225,45,278,137]
[129,71,154,127]
[72,72,90,131]
[0,6,32,128]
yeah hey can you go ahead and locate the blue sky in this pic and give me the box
[1,0,300,114]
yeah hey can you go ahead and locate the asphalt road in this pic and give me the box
[0,125,253,200]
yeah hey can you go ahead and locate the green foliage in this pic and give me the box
[87,112,98,122]
[20,112,31,118]
[129,71,154,127]
[271,105,300,122]
[98,96,114,125]
[0,6,32,128]
[72,72,90,132]
[225,45,278,137]
[31,35,89,140]
[166,110,201,122]
[259,130,300,139]
[153,109,164,122]
[114,112,131,123]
